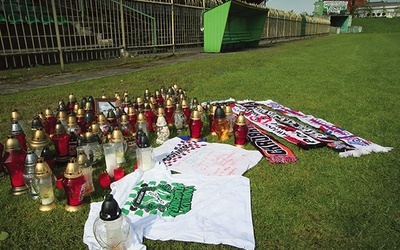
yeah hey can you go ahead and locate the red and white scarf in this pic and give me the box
[238,101,354,152]
[259,100,393,157]
[247,125,297,164]
[232,102,326,150]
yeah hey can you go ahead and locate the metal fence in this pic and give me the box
[0,0,330,70]
[262,8,330,41]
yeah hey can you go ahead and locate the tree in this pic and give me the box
[348,0,367,14]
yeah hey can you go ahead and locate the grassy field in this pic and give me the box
[352,17,400,33]
[0,31,399,249]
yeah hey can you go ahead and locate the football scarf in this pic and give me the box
[247,125,297,164]
[260,100,393,157]
[232,103,325,149]
[239,101,353,152]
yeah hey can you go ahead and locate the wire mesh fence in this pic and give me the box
[0,0,330,69]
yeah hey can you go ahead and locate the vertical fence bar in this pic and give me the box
[171,0,175,53]
[120,0,126,50]
[51,0,64,71]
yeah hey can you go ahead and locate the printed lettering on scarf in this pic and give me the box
[260,100,393,157]
[232,103,325,149]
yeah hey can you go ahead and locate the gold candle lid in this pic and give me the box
[181,99,189,109]
[56,110,67,121]
[236,112,247,126]
[34,157,52,178]
[67,114,77,127]
[112,127,124,142]
[11,109,22,121]
[30,128,51,149]
[44,108,54,118]
[54,121,66,135]
[157,107,166,117]
[76,150,90,167]
[90,122,101,135]
[128,106,136,116]
[165,99,173,108]
[5,135,21,152]
[225,105,233,116]
[64,158,82,179]
[76,108,85,118]
[97,113,107,125]
[136,112,147,123]
[190,109,201,121]
[120,114,129,125]
[68,93,77,103]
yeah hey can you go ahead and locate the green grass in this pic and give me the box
[352,17,400,33]
[0,53,175,84]
[1,32,400,250]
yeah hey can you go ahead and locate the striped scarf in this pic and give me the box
[238,101,353,152]
[233,102,325,150]
[247,125,297,164]
[259,100,393,158]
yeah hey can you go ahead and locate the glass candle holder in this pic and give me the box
[212,106,230,141]
[189,110,203,141]
[52,121,70,163]
[119,115,133,139]
[66,114,81,136]
[127,107,137,135]
[4,136,28,195]
[225,105,236,136]
[181,99,191,128]
[234,113,248,147]
[77,149,95,196]
[135,113,149,137]
[156,115,170,144]
[93,194,130,250]
[103,143,118,178]
[81,131,103,164]
[144,104,157,132]
[62,158,87,212]
[11,120,28,151]
[173,104,186,132]
[44,108,57,137]
[136,130,154,171]
[67,93,77,113]
[111,127,127,165]
[209,105,217,136]
[23,150,39,200]
[164,99,175,126]
[33,158,56,211]
[114,141,127,165]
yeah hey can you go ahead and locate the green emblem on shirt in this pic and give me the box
[121,180,196,217]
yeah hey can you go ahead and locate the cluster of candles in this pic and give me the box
[0,84,249,211]
[0,84,251,249]
[0,118,97,212]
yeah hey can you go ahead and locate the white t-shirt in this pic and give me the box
[84,164,255,250]
[153,137,262,176]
